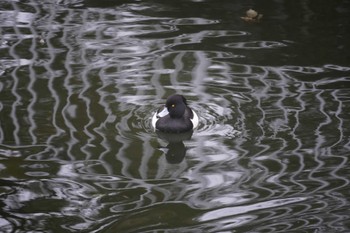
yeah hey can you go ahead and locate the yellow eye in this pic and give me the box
[171,104,175,108]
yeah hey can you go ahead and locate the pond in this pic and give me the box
[0,0,350,232]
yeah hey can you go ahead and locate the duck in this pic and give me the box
[152,95,199,133]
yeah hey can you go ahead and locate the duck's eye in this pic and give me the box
[171,104,175,108]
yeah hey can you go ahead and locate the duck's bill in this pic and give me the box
[157,107,169,118]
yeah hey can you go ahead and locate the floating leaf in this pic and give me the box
[246,9,258,18]
[241,9,263,23]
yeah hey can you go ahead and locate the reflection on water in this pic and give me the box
[1,0,350,232]
[156,131,193,163]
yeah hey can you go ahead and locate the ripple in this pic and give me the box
[193,103,240,139]
[316,77,350,90]
[198,197,308,222]
[277,65,324,74]
[0,147,22,158]
[0,59,32,70]
[324,64,350,71]
[168,17,220,25]
[200,30,250,38]
[223,41,288,49]
[25,171,50,177]
[0,10,36,27]
[197,124,241,138]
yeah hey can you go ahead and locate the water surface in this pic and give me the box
[0,0,350,232]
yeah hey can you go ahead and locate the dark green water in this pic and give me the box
[1,0,350,232]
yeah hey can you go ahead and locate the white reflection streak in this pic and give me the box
[61,12,79,161]
[27,3,41,145]
[193,51,209,97]
[203,171,242,188]
[171,52,185,89]
[331,90,344,147]
[43,4,64,154]
[314,90,331,151]
[79,11,101,162]
[8,2,24,144]
[198,197,307,222]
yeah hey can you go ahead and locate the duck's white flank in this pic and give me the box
[151,112,158,130]
[151,107,168,130]
[191,110,199,129]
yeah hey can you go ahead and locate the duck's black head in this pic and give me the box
[166,94,187,118]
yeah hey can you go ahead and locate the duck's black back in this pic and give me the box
[156,108,194,133]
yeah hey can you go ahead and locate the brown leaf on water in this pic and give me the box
[241,9,263,23]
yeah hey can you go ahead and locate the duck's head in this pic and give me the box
[165,94,187,118]
[152,94,199,133]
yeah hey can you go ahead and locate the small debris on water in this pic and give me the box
[241,9,263,23]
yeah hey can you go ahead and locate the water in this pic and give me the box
[0,0,350,232]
